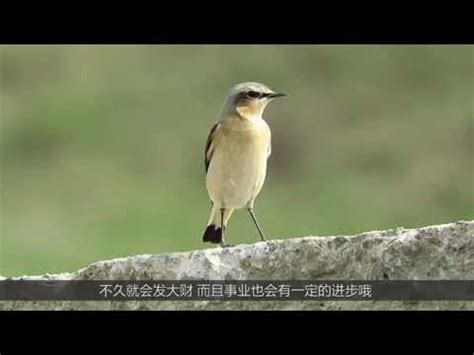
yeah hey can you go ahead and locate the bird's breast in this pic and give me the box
[206,118,271,208]
[219,119,270,160]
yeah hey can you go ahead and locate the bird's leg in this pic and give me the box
[220,208,232,248]
[248,208,266,241]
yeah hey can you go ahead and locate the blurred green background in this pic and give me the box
[0,45,473,277]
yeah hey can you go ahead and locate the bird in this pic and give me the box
[202,82,286,247]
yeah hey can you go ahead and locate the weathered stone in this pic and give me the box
[1,220,473,310]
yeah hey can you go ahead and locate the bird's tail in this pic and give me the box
[203,206,233,244]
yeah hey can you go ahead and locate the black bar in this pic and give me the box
[0,280,473,301]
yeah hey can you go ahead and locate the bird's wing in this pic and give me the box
[204,121,220,173]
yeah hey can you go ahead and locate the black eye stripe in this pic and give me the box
[246,91,261,98]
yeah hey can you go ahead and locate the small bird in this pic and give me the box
[202,82,286,247]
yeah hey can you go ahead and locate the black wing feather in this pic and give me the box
[204,122,219,173]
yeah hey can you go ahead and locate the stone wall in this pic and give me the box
[1,220,472,310]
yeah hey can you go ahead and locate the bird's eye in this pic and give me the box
[246,91,261,99]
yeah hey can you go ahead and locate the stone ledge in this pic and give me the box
[1,220,473,310]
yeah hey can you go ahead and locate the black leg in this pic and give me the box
[248,208,266,241]
[220,208,232,248]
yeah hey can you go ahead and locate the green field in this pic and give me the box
[1,45,473,277]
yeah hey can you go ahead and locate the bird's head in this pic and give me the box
[222,82,286,120]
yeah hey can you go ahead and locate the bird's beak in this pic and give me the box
[267,92,286,99]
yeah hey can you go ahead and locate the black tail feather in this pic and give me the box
[202,224,222,244]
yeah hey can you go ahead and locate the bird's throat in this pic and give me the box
[235,105,264,121]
